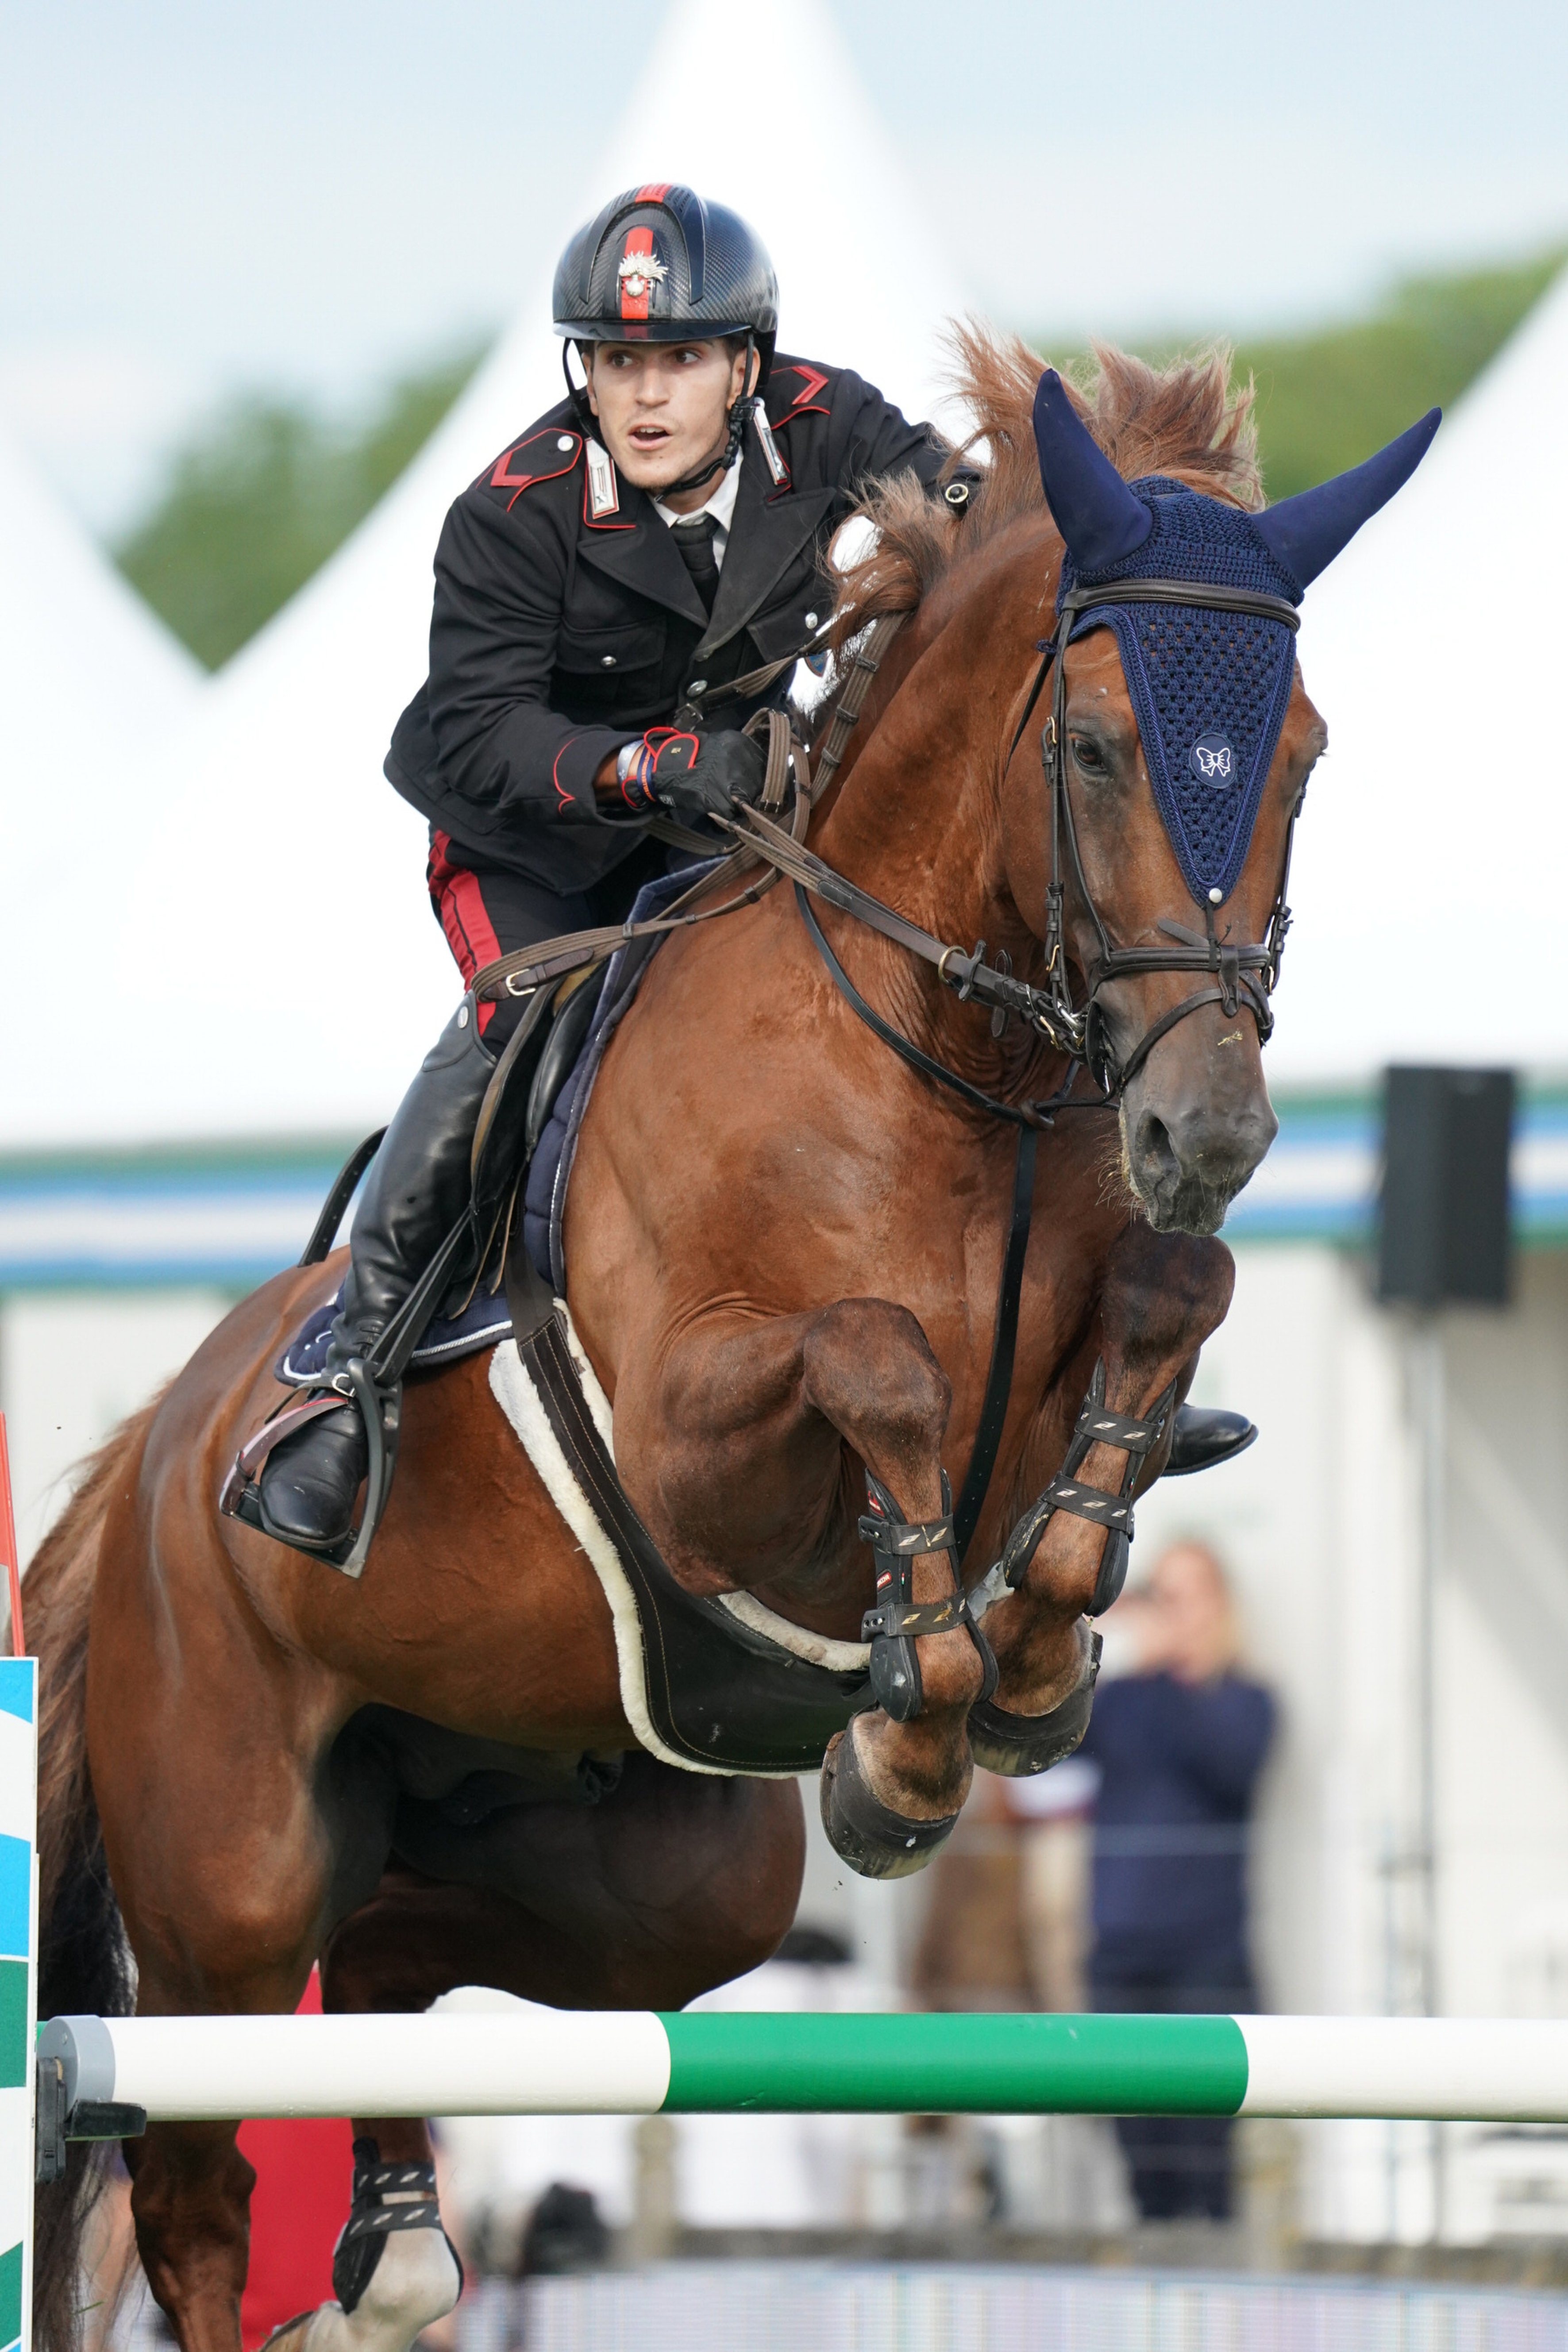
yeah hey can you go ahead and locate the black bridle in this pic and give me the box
[1016,576,1305,1097]
[741,574,1307,1117]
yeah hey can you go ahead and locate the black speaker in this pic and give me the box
[1377,1066,1514,1307]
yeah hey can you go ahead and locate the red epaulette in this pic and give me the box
[479,428,583,514]
[769,362,833,425]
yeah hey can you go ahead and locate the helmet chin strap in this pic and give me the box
[566,333,758,501]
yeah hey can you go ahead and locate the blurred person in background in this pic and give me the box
[1008,1751,1099,2015]
[1083,1540,1275,2222]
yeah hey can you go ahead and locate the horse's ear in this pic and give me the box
[1032,369,1153,572]
[1252,409,1441,593]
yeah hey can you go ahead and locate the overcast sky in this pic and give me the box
[3,0,1565,532]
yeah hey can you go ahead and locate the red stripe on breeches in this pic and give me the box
[427,830,503,1036]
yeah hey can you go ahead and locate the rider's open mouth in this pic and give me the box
[629,426,670,446]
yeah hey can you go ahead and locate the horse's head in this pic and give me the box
[1012,370,1438,1235]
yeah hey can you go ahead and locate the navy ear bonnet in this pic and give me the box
[1034,369,1440,908]
[1057,484,1302,906]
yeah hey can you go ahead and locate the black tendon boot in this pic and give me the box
[258,1005,497,1551]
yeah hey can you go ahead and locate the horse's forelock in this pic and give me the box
[826,327,1263,647]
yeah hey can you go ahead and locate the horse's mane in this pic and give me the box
[828,326,1263,644]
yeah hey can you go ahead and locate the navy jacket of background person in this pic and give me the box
[1082,1671,1276,1986]
[384,356,956,896]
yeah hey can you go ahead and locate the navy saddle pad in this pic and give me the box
[277,1284,512,1386]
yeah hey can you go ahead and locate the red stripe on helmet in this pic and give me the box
[635,182,671,202]
[619,226,655,321]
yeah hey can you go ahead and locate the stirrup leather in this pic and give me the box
[219,1187,483,1574]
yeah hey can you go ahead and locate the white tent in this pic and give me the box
[1271,261,1568,1083]
[0,421,201,1123]
[0,412,200,765]
[6,0,968,1147]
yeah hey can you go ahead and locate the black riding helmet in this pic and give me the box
[553,185,779,490]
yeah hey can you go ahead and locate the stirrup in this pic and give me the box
[218,1358,401,1579]
[222,1203,476,1576]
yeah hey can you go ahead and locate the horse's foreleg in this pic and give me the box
[630,1298,987,1872]
[979,1226,1236,1748]
[121,2126,257,2352]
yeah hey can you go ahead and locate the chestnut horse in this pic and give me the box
[32,337,1372,2352]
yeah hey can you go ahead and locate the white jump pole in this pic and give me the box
[35,2006,1568,2129]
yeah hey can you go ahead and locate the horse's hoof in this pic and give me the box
[270,2224,462,2352]
[820,1720,959,1879]
[967,1630,1102,1777]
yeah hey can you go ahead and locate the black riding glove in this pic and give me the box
[618,727,767,823]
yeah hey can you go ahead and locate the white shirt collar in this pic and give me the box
[654,452,742,551]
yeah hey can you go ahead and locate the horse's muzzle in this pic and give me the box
[1122,1088,1278,1236]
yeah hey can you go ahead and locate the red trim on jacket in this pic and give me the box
[486,429,582,512]
[782,363,830,410]
[551,737,586,813]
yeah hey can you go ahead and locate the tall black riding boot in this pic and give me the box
[258,1005,497,1549]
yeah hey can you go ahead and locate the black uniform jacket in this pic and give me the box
[385,355,955,894]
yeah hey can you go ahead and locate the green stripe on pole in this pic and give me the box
[0,1966,26,2093]
[0,2243,18,2352]
[659,2012,1248,2116]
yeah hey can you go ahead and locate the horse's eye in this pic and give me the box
[1071,735,1106,774]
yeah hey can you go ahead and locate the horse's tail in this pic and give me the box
[29,1406,152,2352]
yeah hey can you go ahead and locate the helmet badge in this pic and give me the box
[617,229,668,319]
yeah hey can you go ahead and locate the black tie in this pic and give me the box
[669,511,721,614]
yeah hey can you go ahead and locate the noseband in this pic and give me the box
[1023,577,1304,1097]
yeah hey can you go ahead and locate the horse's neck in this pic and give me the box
[811,604,1051,1096]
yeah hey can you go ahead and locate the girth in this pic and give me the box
[515,1305,873,1775]
[505,1296,1150,1774]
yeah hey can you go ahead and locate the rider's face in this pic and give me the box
[583,340,750,503]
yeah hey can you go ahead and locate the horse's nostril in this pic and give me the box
[1134,1110,1180,1181]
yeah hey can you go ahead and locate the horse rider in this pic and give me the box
[258,184,1252,1557]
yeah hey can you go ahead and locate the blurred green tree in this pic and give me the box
[1045,246,1566,503]
[114,341,486,670]
[1232,248,1567,498]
